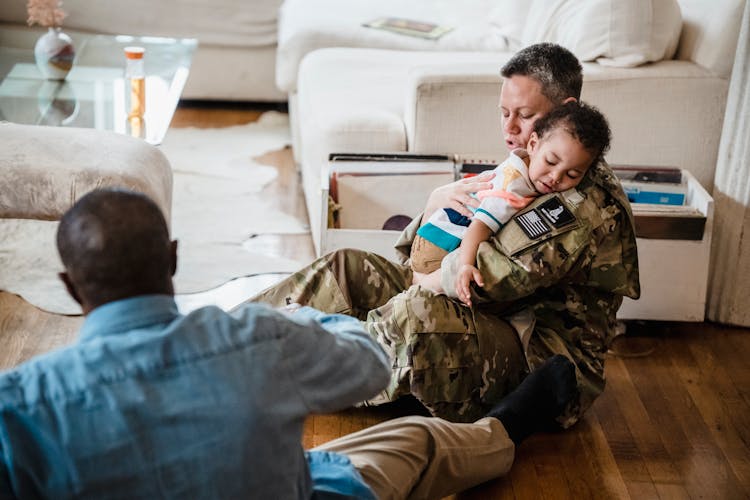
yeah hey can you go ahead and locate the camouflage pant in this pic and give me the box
[249,249,528,423]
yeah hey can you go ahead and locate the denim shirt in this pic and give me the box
[0,296,389,499]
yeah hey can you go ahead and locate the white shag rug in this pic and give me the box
[0,111,306,315]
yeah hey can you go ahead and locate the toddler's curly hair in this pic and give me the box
[534,101,611,166]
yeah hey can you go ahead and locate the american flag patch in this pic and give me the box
[515,209,551,239]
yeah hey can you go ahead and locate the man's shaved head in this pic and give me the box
[501,43,583,104]
[56,189,175,310]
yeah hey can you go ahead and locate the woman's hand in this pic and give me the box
[423,171,496,221]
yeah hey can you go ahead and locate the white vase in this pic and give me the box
[37,80,80,126]
[34,27,75,80]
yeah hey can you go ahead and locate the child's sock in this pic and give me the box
[486,354,577,445]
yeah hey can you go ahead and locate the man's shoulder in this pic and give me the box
[583,162,632,210]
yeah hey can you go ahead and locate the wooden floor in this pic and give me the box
[2,104,749,499]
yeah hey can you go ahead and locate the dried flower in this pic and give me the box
[27,0,67,28]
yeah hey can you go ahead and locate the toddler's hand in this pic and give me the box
[455,264,484,307]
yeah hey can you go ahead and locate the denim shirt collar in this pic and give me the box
[79,295,180,342]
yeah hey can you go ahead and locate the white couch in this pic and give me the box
[276,0,745,257]
[0,0,286,101]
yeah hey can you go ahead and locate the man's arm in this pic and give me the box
[274,306,391,414]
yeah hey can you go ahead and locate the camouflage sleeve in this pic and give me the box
[440,230,590,303]
[393,212,424,264]
[442,192,601,305]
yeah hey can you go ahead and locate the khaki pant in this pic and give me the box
[315,416,515,500]
[410,235,449,274]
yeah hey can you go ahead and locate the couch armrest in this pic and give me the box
[404,61,509,156]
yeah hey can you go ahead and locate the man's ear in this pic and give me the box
[527,132,540,153]
[169,240,178,277]
[562,96,577,104]
[59,272,83,306]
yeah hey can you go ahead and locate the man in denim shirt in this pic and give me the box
[0,189,576,499]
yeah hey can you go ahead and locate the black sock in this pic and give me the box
[486,354,577,445]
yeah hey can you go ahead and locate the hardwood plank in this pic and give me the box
[654,483,691,500]
[620,335,692,498]
[508,440,545,500]
[556,416,625,500]
[456,477,516,500]
[643,327,736,499]
[0,293,33,368]
[592,357,660,498]
[576,412,631,500]
[606,355,683,486]
[170,105,266,128]
[302,415,315,450]
[684,330,750,493]
[659,327,748,499]
[0,292,81,370]
[529,438,574,500]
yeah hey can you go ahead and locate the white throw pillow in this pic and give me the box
[520,0,682,67]
[489,0,533,49]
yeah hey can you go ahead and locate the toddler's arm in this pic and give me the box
[455,219,493,306]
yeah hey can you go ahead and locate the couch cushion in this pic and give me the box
[0,0,282,48]
[675,0,745,78]
[488,0,532,49]
[277,0,509,93]
[580,60,726,191]
[521,0,682,67]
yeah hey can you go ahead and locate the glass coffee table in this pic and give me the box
[0,27,197,145]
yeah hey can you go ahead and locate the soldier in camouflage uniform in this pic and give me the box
[249,43,640,426]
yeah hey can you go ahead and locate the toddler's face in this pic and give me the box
[527,129,593,194]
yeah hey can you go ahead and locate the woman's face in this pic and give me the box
[499,75,556,151]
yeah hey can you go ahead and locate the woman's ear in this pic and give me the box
[562,96,577,104]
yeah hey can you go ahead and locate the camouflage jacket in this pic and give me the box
[395,162,640,425]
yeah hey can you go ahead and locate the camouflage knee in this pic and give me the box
[366,285,527,422]
[248,248,410,318]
